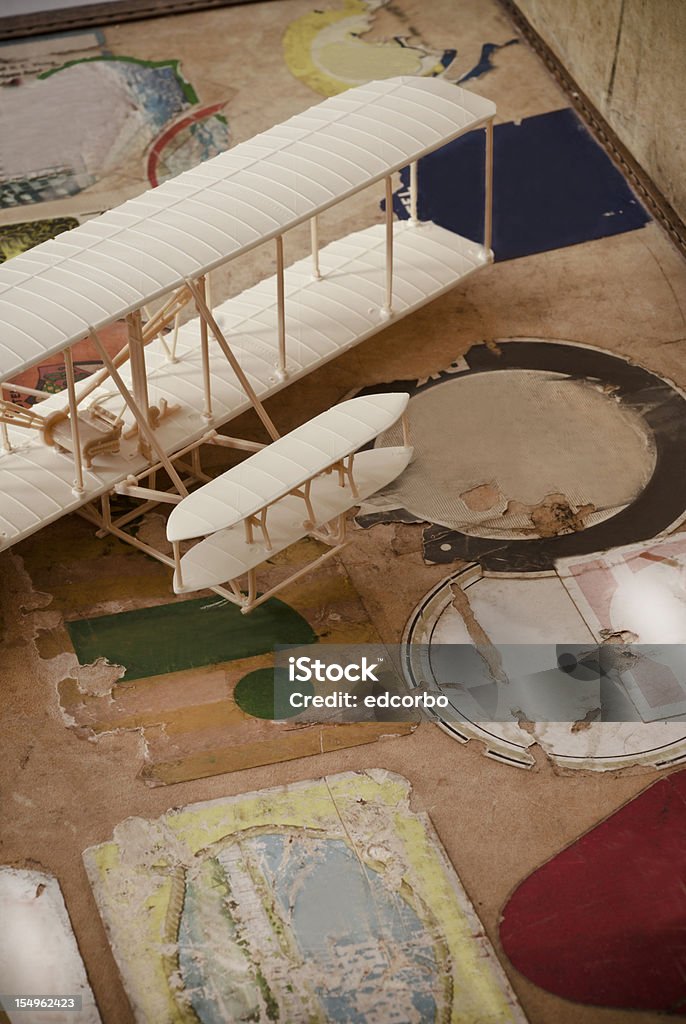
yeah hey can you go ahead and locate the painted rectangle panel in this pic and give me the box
[83,771,526,1024]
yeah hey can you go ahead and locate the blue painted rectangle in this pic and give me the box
[392,107,649,261]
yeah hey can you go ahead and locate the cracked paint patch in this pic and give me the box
[503,493,596,538]
[84,771,528,1023]
[449,581,507,684]
[460,482,502,513]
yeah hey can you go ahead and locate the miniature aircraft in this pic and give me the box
[0,76,495,610]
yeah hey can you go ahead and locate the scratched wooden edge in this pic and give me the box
[499,0,686,260]
[0,0,279,41]
[83,770,528,1023]
[139,722,418,786]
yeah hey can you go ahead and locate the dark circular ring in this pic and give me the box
[358,339,686,573]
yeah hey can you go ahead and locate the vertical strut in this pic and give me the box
[409,161,418,225]
[310,215,321,279]
[185,279,280,441]
[63,346,84,494]
[196,276,213,420]
[126,310,150,456]
[383,175,394,316]
[0,388,11,453]
[275,234,286,377]
[484,119,494,253]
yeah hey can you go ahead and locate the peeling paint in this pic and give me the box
[84,772,528,1023]
[11,520,413,785]
[460,482,502,512]
[504,493,596,537]
[570,707,601,732]
[601,629,639,644]
[449,582,507,683]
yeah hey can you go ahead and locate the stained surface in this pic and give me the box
[180,835,441,1022]
[43,523,411,785]
[357,341,686,571]
[500,769,686,1014]
[371,368,655,538]
[1,2,685,1023]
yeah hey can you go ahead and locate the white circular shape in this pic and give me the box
[403,568,686,771]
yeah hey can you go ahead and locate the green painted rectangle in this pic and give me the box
[67,597,316,681]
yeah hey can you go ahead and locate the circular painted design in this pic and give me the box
[358,340,686,572]
[234,667,314,720]
[178,831,444,1022]
[402,566,686,771]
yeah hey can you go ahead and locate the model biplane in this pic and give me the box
[0,76,495,611]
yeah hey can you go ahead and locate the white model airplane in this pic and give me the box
[0,76,495,610]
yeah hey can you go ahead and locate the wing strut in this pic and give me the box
[88,327,189,497]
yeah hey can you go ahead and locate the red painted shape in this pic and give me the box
[147,102,227,187]
[500,769,686,1014]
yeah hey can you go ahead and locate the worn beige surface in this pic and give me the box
[513,0,686,223]
[1,1,686,1023]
